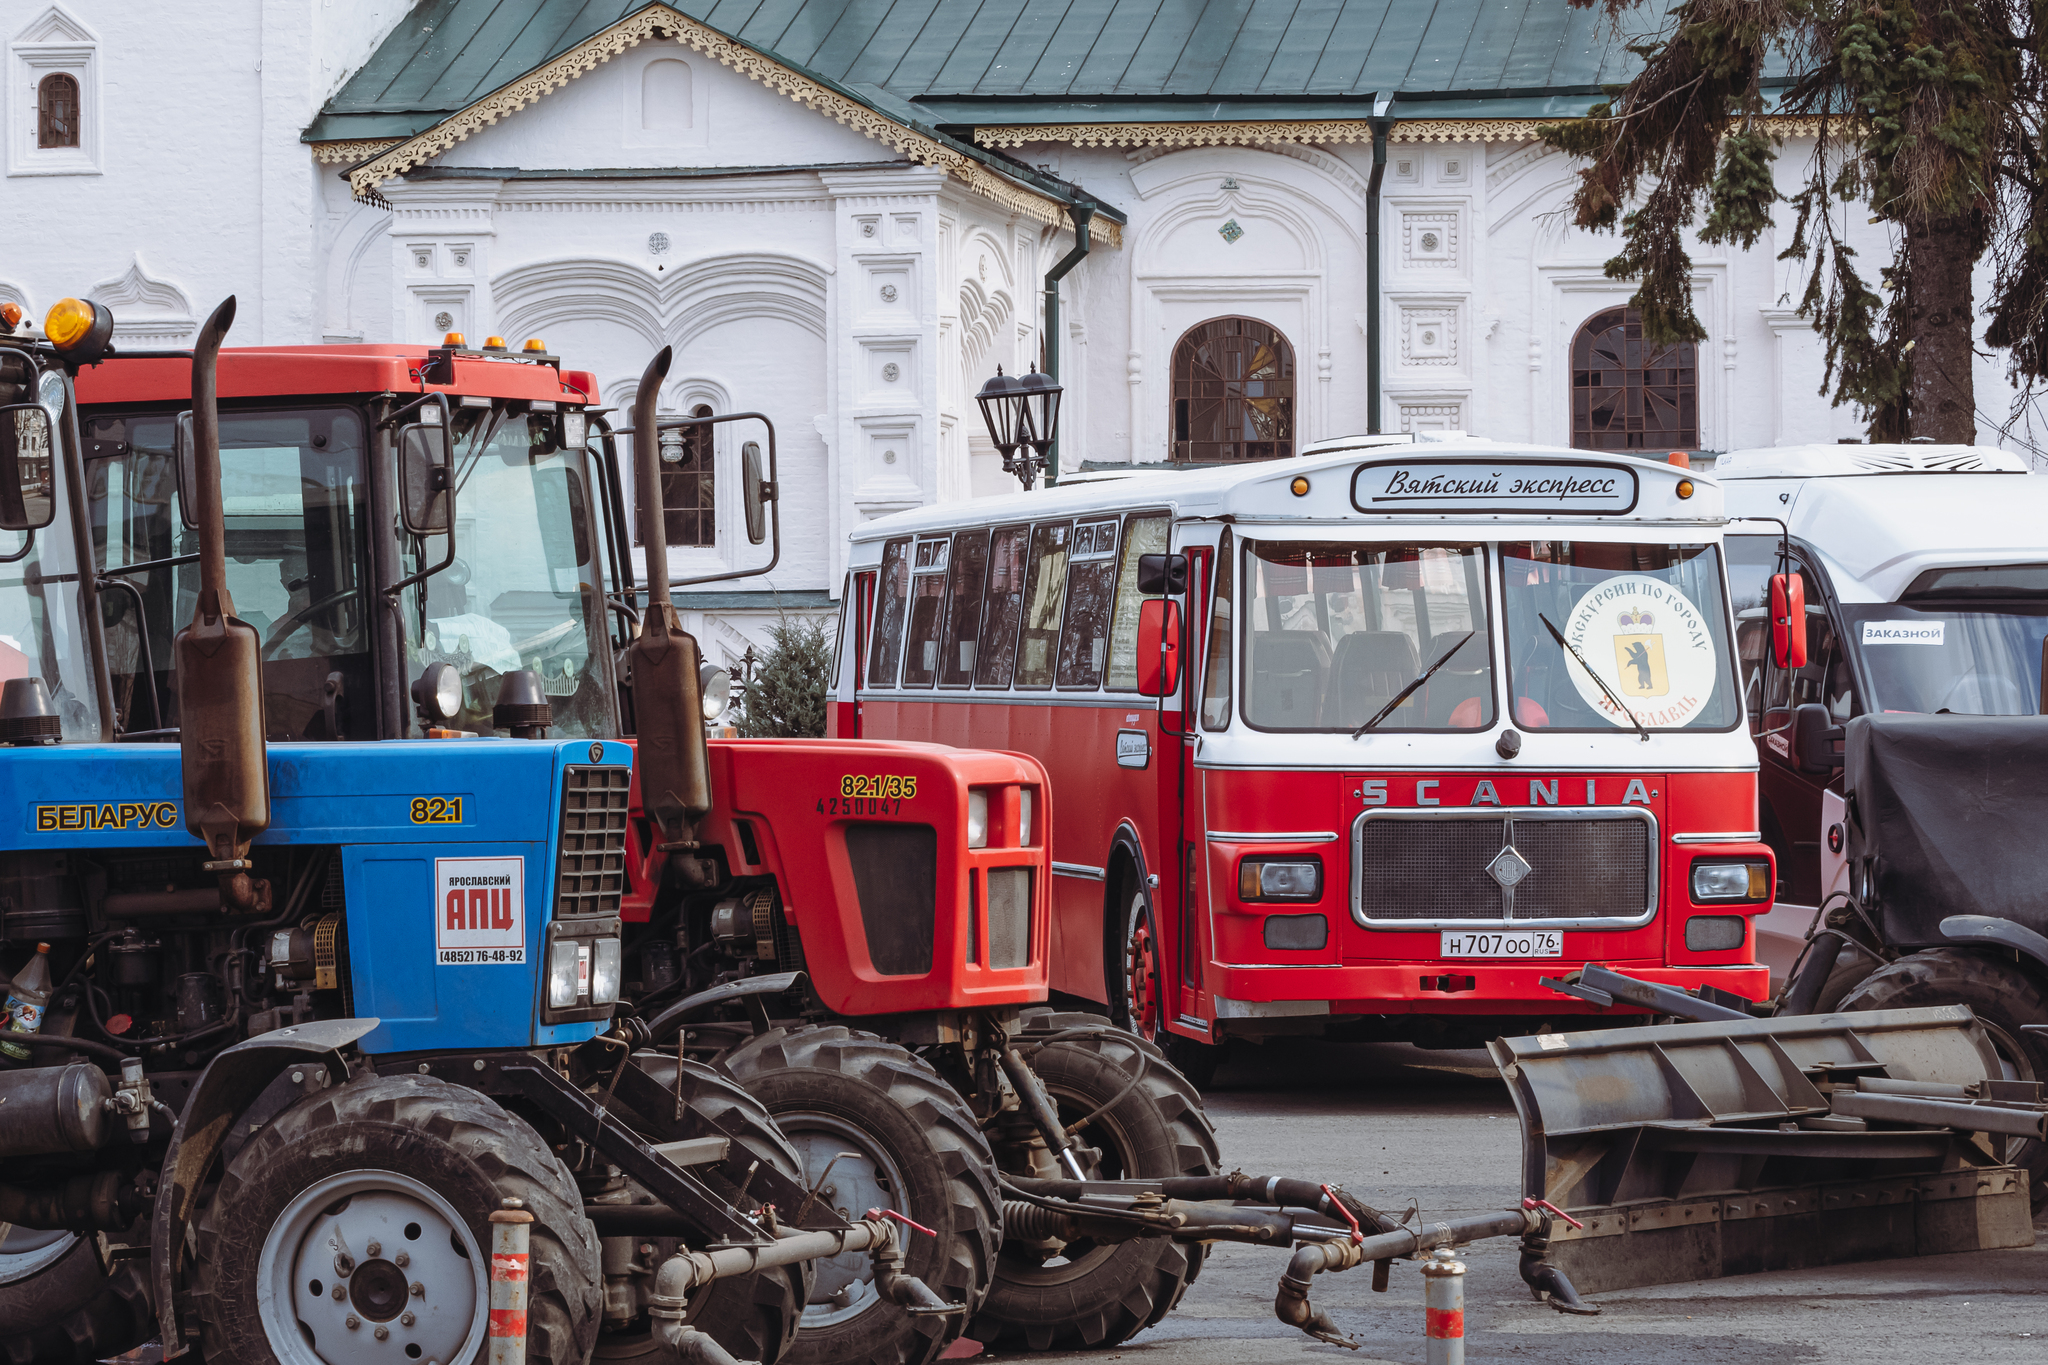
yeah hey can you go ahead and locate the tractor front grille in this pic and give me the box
[557,765,630,920]
[844,822,936,976]
[1352,808,1656,927]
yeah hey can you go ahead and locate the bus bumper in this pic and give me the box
[1211,962,1771,1016]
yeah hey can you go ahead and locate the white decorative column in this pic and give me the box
[381,179,503,344]
[1759,307,1815,447]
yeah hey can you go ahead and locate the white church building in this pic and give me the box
[5,0,2036,661]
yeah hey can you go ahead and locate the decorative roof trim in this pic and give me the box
[313,137,404,165]
[978,114,1829,149]
[344,4,1117,246]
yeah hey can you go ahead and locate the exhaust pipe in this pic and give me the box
[174,297,270,910]
[625,347,713,862]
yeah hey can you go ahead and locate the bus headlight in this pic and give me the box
[1690,860,1770,903]
[591,937,622,1004]
[1239,858,1322,901]
[547,940,581,1008]
[967,789,989,848]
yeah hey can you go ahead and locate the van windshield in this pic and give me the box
[1838,601,2048,714]
[1240,541,1494,731]
[1500,541,1740,731]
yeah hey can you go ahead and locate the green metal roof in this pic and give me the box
[308,1,1749,146]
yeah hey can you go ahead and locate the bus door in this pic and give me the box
[1173,533,1224,1028]
[832,569,875,738]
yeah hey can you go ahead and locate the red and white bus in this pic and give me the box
[832,435,1773,1078]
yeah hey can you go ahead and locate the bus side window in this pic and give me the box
[974,524,1030,688]
[939,529,990,686]
[1105,513,1170,691]
[867,536,911,687]
[1057,519,1122,689]
[1201,529,1234,729]
[1015,522,1071,689]
[902,536,950,687]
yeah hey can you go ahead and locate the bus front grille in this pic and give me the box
[1352,808,1657,927]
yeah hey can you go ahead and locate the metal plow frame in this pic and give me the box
[1490,1005,2037,1294]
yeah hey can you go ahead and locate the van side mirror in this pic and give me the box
[1137,552,1187,596]
[742,440,771,546]
[1136,597,1182,697]
[1771,572,1807,669]
[0,404,56,531]
[400,422,454,534]
[1792,701,1842,775]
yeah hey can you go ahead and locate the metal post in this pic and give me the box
[1365,114,1390,435]
[1041,199,1095,486]
[488,1197,534,1365]
[1422,1247,1465,1365]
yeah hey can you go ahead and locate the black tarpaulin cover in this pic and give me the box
[1845,714,2048,946]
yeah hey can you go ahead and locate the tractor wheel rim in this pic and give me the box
[1123,894,1160,1041]
[998,1078,1138,1284]
[0,1226,77,1285]
[256,1169,487,1365]
[776,1112,910,1331]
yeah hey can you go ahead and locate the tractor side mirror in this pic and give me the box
[1135,597,1182,697]
[1792,701,1842,775]
[1770,572,1807,669]
[1137,552,1187,596]
[174,410,199,529]
[742,440,771,546]
[400,421,454,534]
[0,403,56,531]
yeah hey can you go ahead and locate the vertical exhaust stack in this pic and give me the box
[175,297,271,912]
[626,347,713,875]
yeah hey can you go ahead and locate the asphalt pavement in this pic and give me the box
[984,1038,2048,1365]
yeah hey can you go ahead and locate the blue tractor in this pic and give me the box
[0,296,934,1365]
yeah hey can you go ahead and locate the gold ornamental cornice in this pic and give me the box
[343,4,1116,244]
[977,114,1830,150]
[312,137,404,165]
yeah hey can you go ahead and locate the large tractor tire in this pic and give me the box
[1108,878,1224,1088]
[0,1227,151,1365]
[970,1009,1221,1352]
[1840,949,2048,1210]
[593,1052,811,1365]
[721,1024,999,1365]
[191,1072,600,1365]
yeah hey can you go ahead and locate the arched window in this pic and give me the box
[642,59,693,130]
[637,404,716,549]
[1571,306,1697,450]
[1171,317,1295,462]
[37,72,80,149]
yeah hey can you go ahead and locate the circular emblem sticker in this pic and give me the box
[1561,574,1718,728]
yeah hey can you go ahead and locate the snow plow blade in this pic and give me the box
[1490,1006,2039,1296]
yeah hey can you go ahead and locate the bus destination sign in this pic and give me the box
[1350,460,1638,515]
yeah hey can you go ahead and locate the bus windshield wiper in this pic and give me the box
[1352,630,1475,738]
[1539,612,1650,743]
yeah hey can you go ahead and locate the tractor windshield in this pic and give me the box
[82,405,372,739]
[0,477,103,743]
[400,411,615,739]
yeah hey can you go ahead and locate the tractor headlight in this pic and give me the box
[561,410,587,449]
[591,937,622,1004]
[699,664,731,723]
[36,369,64,425]
[967,789,989,848]
[547,939,581,1008]
[1018,789,1033,845]
[412,661,463,727]
[1690,860,1771,903]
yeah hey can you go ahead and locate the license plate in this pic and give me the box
[1440,930,1563,958]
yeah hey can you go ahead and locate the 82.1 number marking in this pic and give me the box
[410,796,464,825]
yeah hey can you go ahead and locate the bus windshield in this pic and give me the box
[1241,540,1494,731]
[1501,541,1740,731]
[401,412,614,738]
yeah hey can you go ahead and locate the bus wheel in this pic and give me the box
[0,1228,151,1365]
[1116,885,1165,1042]
[595,1053,812,1365]
[190,1072,599,1365]
[1841,950,2048,1211]
[721,1025,998,1365]
[972,1010,1221,1352]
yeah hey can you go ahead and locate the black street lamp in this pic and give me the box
[975,364,1062,490]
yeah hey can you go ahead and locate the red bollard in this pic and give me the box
[488,1197,535,1365]
[1422,1247,1466,1365]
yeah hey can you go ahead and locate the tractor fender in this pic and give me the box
[1938,915,2048,978]
[151,1017,377,1356]
[644,970,807,1044]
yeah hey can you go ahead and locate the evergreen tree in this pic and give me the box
[1541,0,2038,442]
[735,615,832,739]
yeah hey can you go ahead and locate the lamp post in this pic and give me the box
[975,364,1063,490]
